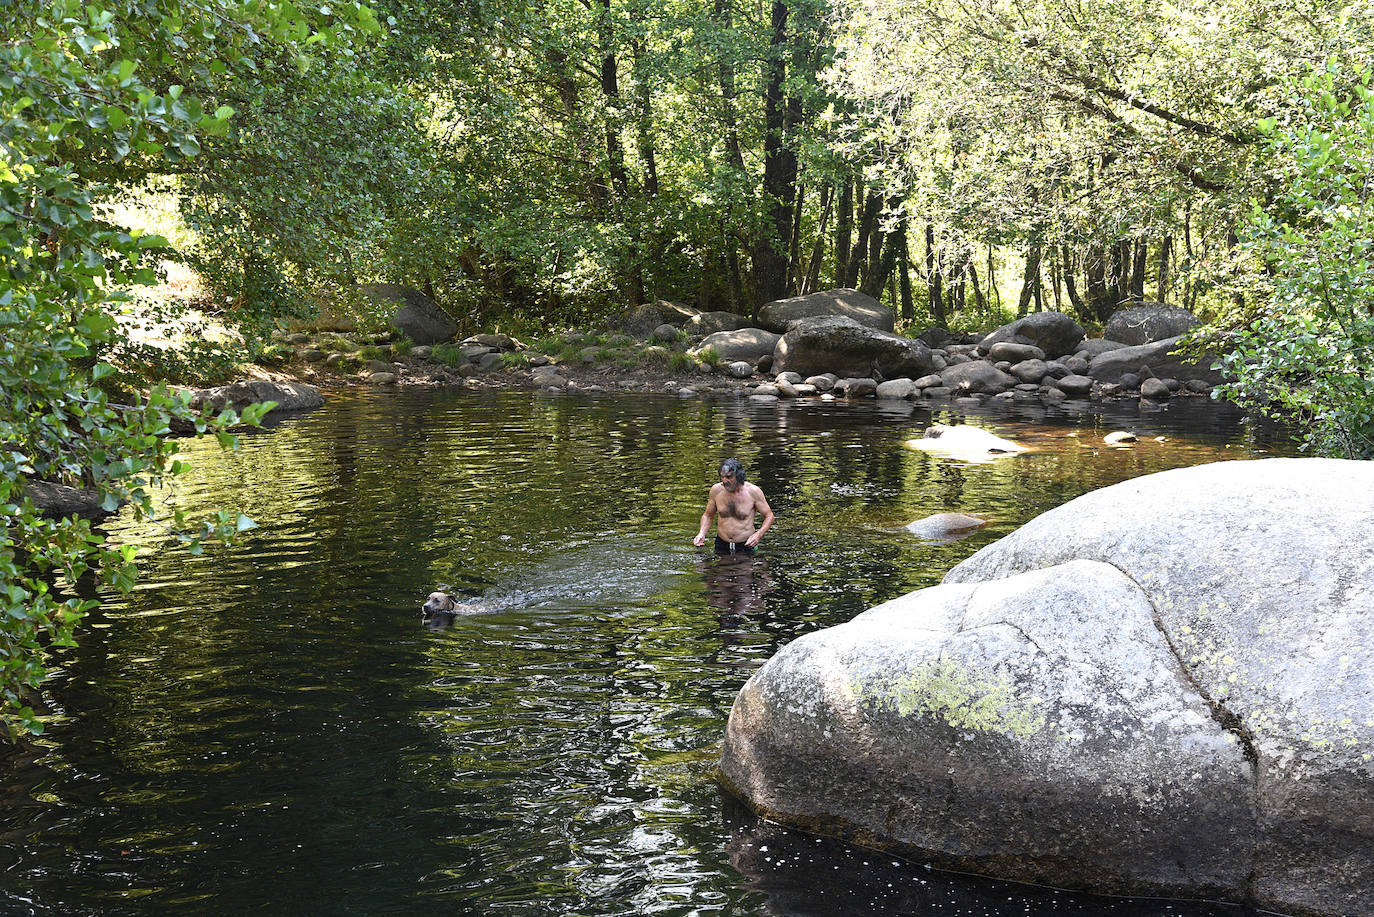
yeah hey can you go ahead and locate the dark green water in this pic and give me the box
[0,390,1289,916]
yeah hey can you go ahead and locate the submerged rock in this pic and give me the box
[720,458,1374,917]
[905,424,1026,460]
[904,512,987,541]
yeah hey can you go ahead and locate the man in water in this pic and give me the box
[693,458,775,554]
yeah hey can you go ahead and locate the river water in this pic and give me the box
[0,390,1289,916]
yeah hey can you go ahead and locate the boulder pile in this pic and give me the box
[673,289,1221,406]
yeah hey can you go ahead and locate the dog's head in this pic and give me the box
[422,591,459,616]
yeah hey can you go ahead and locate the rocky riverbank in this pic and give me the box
[254,288,1224,412]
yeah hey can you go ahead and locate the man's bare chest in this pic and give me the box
[718,491,755,520]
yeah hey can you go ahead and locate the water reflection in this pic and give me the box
[0,390,1292,916]
[698,552,777,636]
[723,797,1249,917]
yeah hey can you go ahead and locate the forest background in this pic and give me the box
[1,0,1372,736]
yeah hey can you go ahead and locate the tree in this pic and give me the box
[825,0,1374,324]
[1210,65,1374,458]
[0,0,377,739]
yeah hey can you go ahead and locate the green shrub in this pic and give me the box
[432,343,462,367]
[667,350,695,373]
[1208,65,1374,458]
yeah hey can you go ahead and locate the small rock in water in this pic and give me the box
[1140,378,1172,401]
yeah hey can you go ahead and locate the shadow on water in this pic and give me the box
[0,389,1295,916]
[721,796,1262,917]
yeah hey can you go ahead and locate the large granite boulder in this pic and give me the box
[619,300,700,338]
[1075,338,1130,358]
[364,283,459,345]
[187,380,324,413]
[1105,303,1199,346]
[720,458,1374,917]
[689,328,781,363]
[977,311,1085,359]
[687,311,751,335]
[758,288,895,334]
[771,317,935,379]
[1087,334,1223,384]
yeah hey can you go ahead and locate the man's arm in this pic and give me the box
[693,485,720,546]
[745,486,775,547]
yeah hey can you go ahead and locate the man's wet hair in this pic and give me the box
[719,458,746,484]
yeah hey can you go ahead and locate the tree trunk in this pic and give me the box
[897,221,914,323]
[632,40,661,301]
[802,183,833,295]
[834,178,853,289]
[1130,237,1148,302]
[968,257,986,315]
[1017,240,1041,316]
[750,0,797,309]
[988,245,1001,312]
[1156,233,1173,303]
[847,191,881,289]
[1049,246,1062,313]
[860,200,902,299]
[947,255,965,318]
[714,0,745,173]
[1086,242,1110,321]
[598,0,629,199]
[1111,239,1131,309]
[787,182,805,296]
[1063,246,1087,320]
[597,0,642,303]
[926,222,945,327]
[722,223,744,311]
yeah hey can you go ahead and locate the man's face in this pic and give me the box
[721,471,740,492]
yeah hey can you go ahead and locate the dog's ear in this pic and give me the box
[443,593,458,612]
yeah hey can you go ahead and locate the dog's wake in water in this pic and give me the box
[422,543,688,626]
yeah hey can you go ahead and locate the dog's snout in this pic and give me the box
[422,591,459,616]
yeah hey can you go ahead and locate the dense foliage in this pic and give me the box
[1215,66,1374,458]
[0,0,377,738]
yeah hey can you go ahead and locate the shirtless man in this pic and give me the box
[693,458,775,555]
